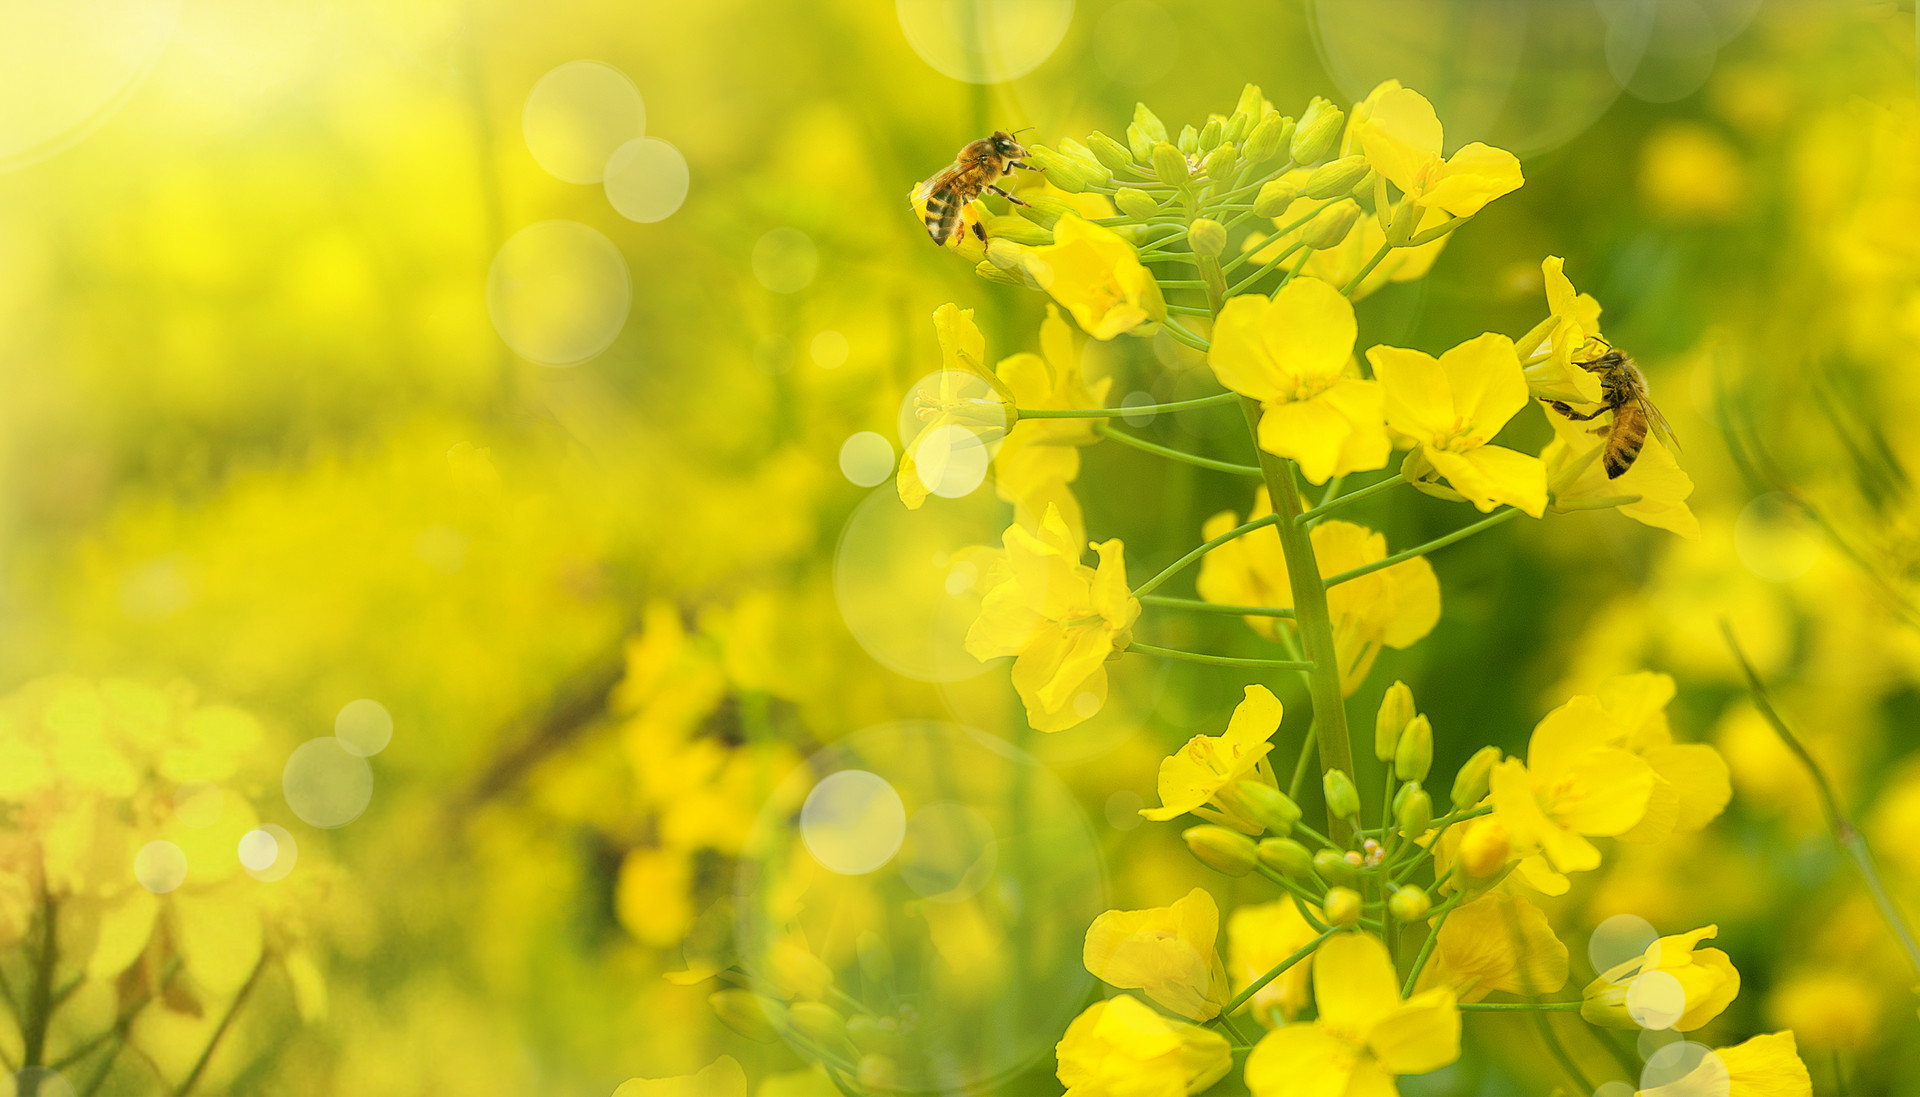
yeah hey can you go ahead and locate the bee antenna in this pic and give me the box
[1008,126,1034,136]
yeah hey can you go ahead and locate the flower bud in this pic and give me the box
[1395,714,1433,782]
[1388,885,1432,922]
[1133,103,1168,145]
[1458,817,1510,877]
[857,930,892,988]
[1187,218,1227,259]
[1114,187,1161,220]
[709,989,785,1043]
[1312,848,1357,886]
[1242,113,1291,165]
[1176,124,1200,157]
[1150,142,1189,187]
[983,215,1052,247]
[984,237,1026,270]
[1201,142,1238,183]
[1322,769,1361,821]
[1299,155,1371,200]
[1127,121,1156,164]
[1257,836,1314,879]
[1374,680,1414,762]
[1291,97,1346,165]
[1223,112,1251,145]
[1059,138,1109,184]
[1184,825,1259,876]
[1235,780,1301,836]
[1234,83,1266,123]
[1350,168,1379,200]
[857,1054,898,1093]
[1452,745,1501,809]
[1252,178,1298,218]
[1323,887,1363,926]
[1198,118,1224,152]
[1394,783,1433,839]
[1301,201,1362,249]
[1029,146,1088,193]
[1018,195,1075,229]
[790,1001,851,1054]
[974,259,1026,287]
[1088,131,1136,174]
[846,1014,898,1055]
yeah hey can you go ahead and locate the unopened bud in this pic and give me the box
[1394,783,1433,839]
[1395,714,1433,782]
[1236,781,1301,836]
[1115,187,1161,220]
[1088,131,1136,173]
[1452,746,1501,809]
[790,1001,850,1052]
[1312,848,1358,886]
[1301,201,1362,249]
[1374,681,1415,762]
[1244,114,1293,166]
[1198,118,1224,152]
[846,1014,898,1055]
[1176,124,1200,157]
[1223,112,1251,145]
[1291,97,1346,165]
[1323,887,1363,926]
[1187,218,1227,259]
[1322,769,1361,821]
[1234,83,1266,122]
[974,259,1026,287]
[1133,103,1168,145]
[1300,155,1371,200]
[1257,836,1314,879]
[1388,885,1432,922]
[1019,195,1074,229]
[1030,146,1088,193]
[983,215,1051,247]
[1127,122,1156,164]
[1151,142,1189,187]
[1058,138,1109,184]
[1252,178,1299,218]
[1185,825,1259,876]
[1349,168,1379,201]
[1202,142,1238,183]
[1458,816,1510,877]
[709,989,785,1043]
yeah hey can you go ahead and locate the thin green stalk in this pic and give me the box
[1299,474,1407,523]
[174,953,268,1097]
[1140,595,1294,619]
[21,897,58,1090]
[1131,513,1279,598]
[1226,241,1305,295]
[1016,391,1236,419]
[1456,1002,1583,1012]
[1722,621,1920,982]
[1160,320,1213,352]
[1288,721,1318,803]
[1167,302,1213,316]
[1340,240,1395,296]
[1223,928,1338,1015]
[1221,200,1328,276]
[1401,887,1467,997]
[1325,508,1522,588]
[1532,1010,1596,1095]
[1095,423,1261,476]
[1216,1011,1253,1045]
[1292,820,1334,849]
[1127,643,1310,671]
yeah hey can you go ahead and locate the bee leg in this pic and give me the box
[1006,160,1032,171]
[1544,399,1606,422]
[987,185,1030,206]
[970,220,987,242]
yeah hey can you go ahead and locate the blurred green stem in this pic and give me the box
[174,953,267,1097]
[1094,423,1261,476]
[1131,513,1279,598]
[1016,391,1234,419]
[1223,927,1337,1016]
[1325,508,1521,587]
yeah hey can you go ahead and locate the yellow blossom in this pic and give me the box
[1590,673,1732,839]
[1083,888,1231,1020]
[897,303,1013,509]
[1371,333,1548,517]
[1415,892,1568,1003]
[1352,81,1525,219]
[1519,257,1608,405]
[1241,181,1450,302]
[612,1055,749,1097]
[1488,697,1659,881]
[1227,898,1319,1026]
[994,305,1113,541]
[1245,932,1460,1097]
[1139,685,1285,833]
[1196,492,1439,694]
[1209,278,1390,484]
[1054,994,1232,1097]
[1543,403,1699,538]
[966,504,1140,731]
[1583,924,1740,1032]
[1023,214,1166,340]
[1636,1031,1811,1097]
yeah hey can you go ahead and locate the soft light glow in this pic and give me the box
[522,60,645,184]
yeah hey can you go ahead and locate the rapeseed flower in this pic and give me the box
[1372,333,1548,517]
[1139,685,1285,833]
[1350,81,1524,219]
[1054,994,1232,1097]
[1519,257,1607,405]
[1543,404,1699,538]
[1414,892,1568,1003]
[898,303,1013,509]
[1583,924,1740,1032]
[1636,1032,1811,1097]
[1488,697,1659,882]
[1022,215,1166,340]
[994,305,1112,542]
[1227,898,1319,1025]
[1083,888,1231,1020]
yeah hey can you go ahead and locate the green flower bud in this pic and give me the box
[1395,783,1433,839]
[1324,886,1363,926]
[1150,142,1189,187]
[1374,680,1415,762]
[1257,836,1314,879]
[1184,824,1259,876]
[1452,745,1502,810]
[1291,97,1346,165]
[1301,200,1362,249]
[974,259,1026,287]
[1234,83,1266,123]
[1312,847,1358,886]
[1322,769,1361,821]
[1388,885,1432,922]
[1242,113,1291,166]
[846,1014,898,1055]
[1252,178,1299,218]
[857,1054,899,1093]
[709,989,785,1043]
[790,1001,851,1054]
[1235,780,1301,836]
[1409,213,1468,246]
[1201,141,1238,183]
[1198,118,1223,152]
[1127,122,1156,163]
[1114,187,1161,220]
[1349,167,1379,201]
[1058,137,1109,184]
[1300,155,1371,200]
[1029,146,1088,193]
[1133,103,1168,145]
[1395,713,1433,782]
[1187,218,1227,259]
[1089,131,1136,173]
[1223,112,1252,145]
[1019,195,1075,229]
[982,215,1052,247]
[1384,195,1421,247]
[1176,124,1199,157]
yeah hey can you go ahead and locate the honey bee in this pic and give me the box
[911,130,1033,246]
[1543,337,1680,479]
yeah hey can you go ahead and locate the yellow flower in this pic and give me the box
[994,305,1113,541]
[1139,685,1285,833]
[1414,892,1568,1003]
[1543,403,1699,538]
[1519,257,1607,405]
[1228,899,1320,1026]
[1245,932,1460,1097]
[1209,278,1390,484]
[1196,492,1439,694]
[1488,697,1659,880]
[1023,214,1166,340]
[1766,971,1880,1051]
[1371,333,1548,517]
[1054,994,1233,1097]
[1636,1031,1811,1097]
[1242,180,1450,302]
[1083,888,1231,1020]
[1582,924,1741,1032]
[897,303,1013,509]
[1352,81,1525,219]
[612,1056,748,1097]
[1589,673,1731,839]
[966,504,1139,731]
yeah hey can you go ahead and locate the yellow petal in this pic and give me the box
[1370,345,1451,440]
[1312,932,1402,1034]
[1266,276,1356,381]
[1358,85,1444,197]
[1644,743,1732,832]
[1435,332,1527,436]
[1556,748,1656,837]
[1426,142,1525,216]
[1245,1023,1357,1097]
[1367,986,1461,1075]
[613,1057,749,1097]
[1211,294,1285,402]
[1423,445,1547,516]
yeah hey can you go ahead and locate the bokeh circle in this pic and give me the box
[487,220,632,366]
[522,60,645,184]
[604,137,690,223]
[334,698,393,757]
[0,0,183,172]
[896,0,1074,84]
[282,737,373,829]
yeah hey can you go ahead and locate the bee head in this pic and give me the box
[990,130,1029,158]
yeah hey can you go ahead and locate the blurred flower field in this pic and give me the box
[2,1,1919,1094]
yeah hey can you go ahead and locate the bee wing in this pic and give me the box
[1640,395,1682,453]
[909,162,964,206]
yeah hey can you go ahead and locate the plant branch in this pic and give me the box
[1095,423,1261,475]
[1325,508,1522,588]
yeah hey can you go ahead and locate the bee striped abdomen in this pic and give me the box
[1603,403,1649,479]
[925,187,961,244]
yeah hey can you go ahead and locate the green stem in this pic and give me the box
[21,897,58,1089]
[1127,643,1310,671]
[174,953,268,1097]
[1131,513,1279,598]
[1288,721,1319,803]
[1532,1010,1596,1095]
[1457,1002,1583,1012]
[1160,320,1213,352]
[1215,1011,1253,1045]
[1325,508,1523,587]
[1298,474,1407,523]
[1015,391,1235,419]
[1223,928,1338,1015]
[1401,886,1468,997]
[1095,423,1261,476]
[1226,241,1305,296]
[1139,595,1294,619]
[1340,240,1395,296]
